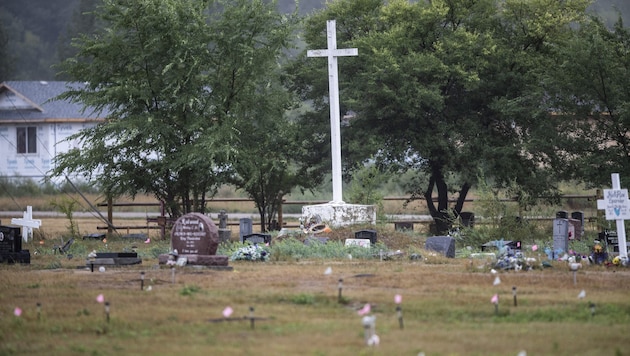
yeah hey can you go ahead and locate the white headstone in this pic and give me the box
[11,206,42,242]
[596,173,629,259]
[307,20,358,204]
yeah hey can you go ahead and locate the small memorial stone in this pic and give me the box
[425,236,456,258]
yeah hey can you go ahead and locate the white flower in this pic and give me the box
[230,243,270,261]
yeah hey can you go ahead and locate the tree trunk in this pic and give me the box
[423,164,471,235]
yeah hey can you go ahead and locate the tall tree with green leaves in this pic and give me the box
[290,0,590,233]
[50,0,296,217]
[0,24,13,81]
[544,15,630,188]
[57,0,102,77]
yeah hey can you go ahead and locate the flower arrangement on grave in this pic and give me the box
[229,243,270,261]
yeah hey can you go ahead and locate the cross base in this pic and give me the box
[302,203,376,228]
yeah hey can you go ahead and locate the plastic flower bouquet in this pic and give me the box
[230,243,270,261]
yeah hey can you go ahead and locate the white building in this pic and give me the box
[0,81,104,179]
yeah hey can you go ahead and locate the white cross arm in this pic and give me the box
[11,218,42,229]
[307,48,358,58]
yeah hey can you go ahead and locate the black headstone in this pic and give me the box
[602,230,619,252]
[0,226,21,254]
[571,211,585,235]
[355,230,377,245]
[83,233,106,240]
[394,222,414,231]
[0,226,30,264]
[425,236,456,258]
[556,210,569,219]
[460,212,475,228]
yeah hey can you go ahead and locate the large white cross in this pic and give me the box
[11,206,42,243]
[307,20,358,204]
[596,173,629,259]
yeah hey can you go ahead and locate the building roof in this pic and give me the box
[0,81,105,124]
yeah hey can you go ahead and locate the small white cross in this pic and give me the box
[596,173,629,259]
[307,20,358,204]
[11,206,42,242]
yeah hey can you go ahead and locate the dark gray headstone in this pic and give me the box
[304,236,329,245]
[171,213,219,255]
[122,233,147,240]
[553,218,569,254]
[425,236,456,258]
[239,218,253,242]
[355,230,377,245]
[571,211,585,235]
[243,233,271,245]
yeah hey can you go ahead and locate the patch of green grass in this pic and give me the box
[180,284,201,296]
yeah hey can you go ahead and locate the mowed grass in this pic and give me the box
[1,221,630,356]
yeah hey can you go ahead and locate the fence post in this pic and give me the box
[107,196,113,235]
[278,199,284,230]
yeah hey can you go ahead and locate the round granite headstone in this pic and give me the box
[171,213,219,255]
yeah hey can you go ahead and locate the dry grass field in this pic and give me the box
[1,215,629,356]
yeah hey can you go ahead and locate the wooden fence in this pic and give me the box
[96,193,602,238]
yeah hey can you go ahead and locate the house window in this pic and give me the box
[17,127,37,153]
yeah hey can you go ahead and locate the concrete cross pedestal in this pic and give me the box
[596,173,629,259]
[304,19,376,227]
[11,206,42,242]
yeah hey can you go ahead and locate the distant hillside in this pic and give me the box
[0,0,627,81]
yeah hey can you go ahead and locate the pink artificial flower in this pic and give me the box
[96,294,105,303]
[357,303,371,316]
[394,294,402,304]
[223,306,233,318]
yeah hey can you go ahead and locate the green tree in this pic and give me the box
[0,24,13,81]
[291,0,589,234]
[218,6,306,232]
[57,0,102,77]
[545,16,630,187]
[49,0,296,217]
